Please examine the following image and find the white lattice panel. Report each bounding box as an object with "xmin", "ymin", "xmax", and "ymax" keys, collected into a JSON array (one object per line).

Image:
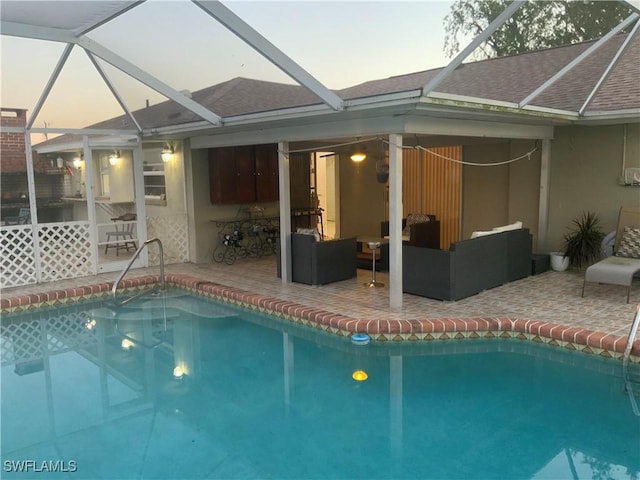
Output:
[
  {"xmin": 0, "ymin": 225, "xmax": 37, "ymax": 288},
  {"xmin": 1, "ymin": 319, "xmax": 42, "ymax": 365},
  {"xmin": 146, "ymin": 214, "xmax": 189, "ymax": 265},
  {"xmin": 1, "ymin": 312, "xmax": 96, "ymax": 365},
  {"xmin": 38, "ymin": 222, "xmax": 94, "ymax": 282},
  {"xmin": 47, "ymin": 311, "xmax": 96, "ymax": 352}
]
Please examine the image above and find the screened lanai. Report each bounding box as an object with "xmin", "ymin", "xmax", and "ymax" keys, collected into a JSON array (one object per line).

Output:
[{"xmin": 1, "ymin": 1, "xmax": 639, "ymax": 309}]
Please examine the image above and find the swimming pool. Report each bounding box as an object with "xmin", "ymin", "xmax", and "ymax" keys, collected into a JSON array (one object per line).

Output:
[{"xmin": 2, "ymin": 289, "xmax": 639, "ymax": 479}]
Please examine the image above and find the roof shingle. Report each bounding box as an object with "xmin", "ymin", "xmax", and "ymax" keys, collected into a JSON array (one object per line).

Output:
[{"xmin": 41, "ymin": 33, "xmax": 640, "ymax": 143}]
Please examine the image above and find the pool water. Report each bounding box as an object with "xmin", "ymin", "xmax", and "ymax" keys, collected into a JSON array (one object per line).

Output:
[{"xmin": 1, "ymin": 290, "xmax": 639, "ymax": 479}]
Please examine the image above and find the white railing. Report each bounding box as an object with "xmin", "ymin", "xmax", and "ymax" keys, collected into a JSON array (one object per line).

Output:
[{"xmin": 111, "ymin": 238, "xmax": 165, "ymax": 306}]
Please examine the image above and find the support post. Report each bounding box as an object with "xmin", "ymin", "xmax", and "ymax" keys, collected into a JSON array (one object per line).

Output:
[
  {"xmin": 389, "ymin": 134, "xmax": 403, "ymax": 310},
  {"xmin": 278, "ymin": 141, "xmax": 292, "ymax": 283},
  {"xmin": 537, "ymin": 139, "xmax": 551, "ymax": 252}
]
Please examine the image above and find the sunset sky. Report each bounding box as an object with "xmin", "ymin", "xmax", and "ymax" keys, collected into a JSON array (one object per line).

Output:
[{"xmin": 1, "ymin": 1, "xmax": 460, "ymax": 132}]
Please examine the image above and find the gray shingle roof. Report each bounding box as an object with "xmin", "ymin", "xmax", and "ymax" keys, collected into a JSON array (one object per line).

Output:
[
  {"xmin": 49, "ymin": 33, "xmax": 640, "ymax": 139},
  {"xmin": 338, "ymin": 33, "xmax": 638, "ymax": 113}
]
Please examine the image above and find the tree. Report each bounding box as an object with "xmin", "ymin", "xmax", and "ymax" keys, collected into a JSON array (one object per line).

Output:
[{"xmin": 444, "ymin": 0, "xmax": 633, "ymax": 59}]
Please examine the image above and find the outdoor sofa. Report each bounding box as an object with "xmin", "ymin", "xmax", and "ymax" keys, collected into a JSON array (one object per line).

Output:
[{"xmin": 403, "ymin": 225, "xmax": 532, "ymax": 301}]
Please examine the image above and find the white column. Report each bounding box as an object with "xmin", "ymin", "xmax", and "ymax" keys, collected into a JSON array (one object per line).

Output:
[
  {"xmin": 131, "ymin": 140, "xmax": 148, "ymax": 264},
  {"xmin": 24, "ymin": 133, "xmax": 41, "ymax": 282},
  {"xmin": 537, "ymin": 139, "xmax": 551, "ymax": 252},
  {"xmin": 83, "ymin": 136, "xmax": 99, "ymax": 275},
  {"xmin": 183, "ymin": 138, "xmax": 197, "ymax": 263},
  {"xmin": 278, "ymin": 141, "xmax": 292, "ymax": 283},
  {"xmin": 388, "ymin": 134, "xmax": 403, "ymax": 309}
]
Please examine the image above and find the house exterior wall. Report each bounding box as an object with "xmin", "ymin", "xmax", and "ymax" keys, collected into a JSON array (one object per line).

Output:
[
  {"xmin": 190, "ymin": 147, "xmax": 280, "ymax": 264},
  {"xmin": 0, "ymin": 108, "xmax": 27, "ymax": 172},
  {"xmin": 461, "ymin": 143, "xmax": 510, "ymax": 239},
  {"xmin": 143, "ymin": 143, "xmax": 190, "ymax": 265},
  {"xmin": 461, "ymin": 140, "xmax": 542, "ymax": 250},
  {"xmin": 108, "ymin": 151, "xmax": 135, "ymax": 203},
  {"xmin": 546, "ymin": 123, "xmax": 640, "ymax": 252},
  {"xmin": 192, "ymin": 148, "xmax": 217, "ymax": 264},
  {"xmin": 338, "ymin": 153, "xmax": 386, "ymax": 239},
  {"xmin": 508, "ymin": 140, "xmax": 542, "ymax": 250},
  {"xmin": 144, "ymin": 145, "xmax": 186, "ymax": 217}
]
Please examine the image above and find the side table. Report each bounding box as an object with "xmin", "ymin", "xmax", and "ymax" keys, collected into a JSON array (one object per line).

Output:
[{"xmin": 364, "ymin": 241, "xmax": 384, "ymax": 287}]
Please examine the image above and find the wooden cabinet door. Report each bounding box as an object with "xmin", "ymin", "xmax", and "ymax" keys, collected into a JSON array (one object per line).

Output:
[
  {"xmin": 234, "ymin": 145, "xmax": 256, "ymax": 203},
  {"xmin": 209, "ymin": 147, "xmax": 237, "ymax": 204},
  {"xmin": 289, "ymin": 152, "xmax": 311, "ymax": 209},
  {"xmin": 254, "ymin": 144, "xmax": 279, "ymax": 202}
]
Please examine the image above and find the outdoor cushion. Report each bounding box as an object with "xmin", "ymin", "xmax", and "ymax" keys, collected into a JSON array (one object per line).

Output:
[
  {"xmin": 471, "ymin": 221, "xmax": 523, "ymax": 238},
  {"xmin": 616, "ymin": 227, "xmax": 640, "ymax": 259},
  {"xmin": 296, "ymin": 227, "xmax": 321, "ymax": 241},
  {"xmin": 402, "ymin": 213, "xmax": 431, "ymax": 236},
  {"xmin": 492, "ymin": 221, "xmax": 523, "ymax": 233},
  {"xmin": 470, "ymin": 230, "xmax": 498, "ymax": 239}
]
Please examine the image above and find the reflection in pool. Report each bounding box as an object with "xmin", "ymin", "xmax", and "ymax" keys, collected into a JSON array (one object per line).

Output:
[{"xmin": 1, "ymin": 290, "xmax": 639, "ymax": 479}]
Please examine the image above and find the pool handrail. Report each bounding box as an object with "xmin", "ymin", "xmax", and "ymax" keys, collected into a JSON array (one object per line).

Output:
[
  {"xmin": 623, "ymin": 304, "xmax": 640, "ymax": 370},
  {"xmin": 112, "ymin": 237, "xmax": 165, "ymax": 305},
  {"xmin": 623, "ymin": 304, "xmax": 640, "ymax": 416}
]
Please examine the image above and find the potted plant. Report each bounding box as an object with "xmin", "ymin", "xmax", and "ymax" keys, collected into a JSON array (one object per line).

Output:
[
  {"xmin": 549, "ymin": 251, "xmax": 569, "ymax": 272},
  {"xmin": 562, "ymin": 211, "xmax": 605, "ymax": 269}
]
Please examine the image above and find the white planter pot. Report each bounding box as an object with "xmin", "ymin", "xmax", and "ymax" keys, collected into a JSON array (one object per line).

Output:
[{"xmin": 550, "ymin": 252, "xmax": 569, "ymax": 272}]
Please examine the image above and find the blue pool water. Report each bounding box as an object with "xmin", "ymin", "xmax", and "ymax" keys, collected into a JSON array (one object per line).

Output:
[{"xmin": 1, "ymin": 289, "xmax": 639, "ymax": 479}]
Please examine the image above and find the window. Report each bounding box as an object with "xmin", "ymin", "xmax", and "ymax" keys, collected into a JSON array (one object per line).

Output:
[
  {"xmin": 99, "ymin": 156, "xmax": 110, "ymax": 197},
  {"xmin": 143, "ymin": 150, "xmax": 166, "ymax": 202}
]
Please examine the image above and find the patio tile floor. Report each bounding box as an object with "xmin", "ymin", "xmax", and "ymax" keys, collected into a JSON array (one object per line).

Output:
[{"xmin": 2, "ymin": 255, "xmax": 638, "ymax": 341}]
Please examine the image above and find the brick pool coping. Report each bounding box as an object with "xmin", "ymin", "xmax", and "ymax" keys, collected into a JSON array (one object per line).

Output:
[{"xmin": 2, "ymin": 273, "xmax": 638, "ymax": 362}]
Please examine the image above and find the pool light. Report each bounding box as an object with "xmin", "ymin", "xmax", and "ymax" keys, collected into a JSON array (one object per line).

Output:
[
  {"xmin": 173, "ymin": 366, "xmax": 185, "ymax": 380},
  {"xmin": 85, "ymin": 319, "xmax": 97, "ymax": 330},
  {"xmin": 352, "ymin": 370, "xmax": 368, "ymax": 382},
  {"xmin": 121, "ymin": 338, "xmax": 134, "ymax": 350},
  {"xmin": 351, "ymin": 333, "xmax": 371, "ymax": 345}
]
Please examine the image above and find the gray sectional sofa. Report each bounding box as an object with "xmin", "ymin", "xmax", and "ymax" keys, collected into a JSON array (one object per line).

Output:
[{"xmin": 403, "ymin": 228, "xmax": 533, "ymax": 301}]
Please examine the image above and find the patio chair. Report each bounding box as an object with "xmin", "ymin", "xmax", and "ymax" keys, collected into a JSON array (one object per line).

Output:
[
  {"xmin": 276, "ymin": 233, "xmax": 357, "ymax": 285},
  {"xmin": 105, "ymin": 213, "xmax": 137, "ymax": 256},
  {"xmin": 582, "ymin": 205, "xmax": 640, "ymax": 303}
]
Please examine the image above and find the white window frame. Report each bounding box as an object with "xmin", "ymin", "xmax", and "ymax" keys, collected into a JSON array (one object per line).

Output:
[{"xmin": 143, "ymin": 149, "xmax": 167, "ymax": 205}]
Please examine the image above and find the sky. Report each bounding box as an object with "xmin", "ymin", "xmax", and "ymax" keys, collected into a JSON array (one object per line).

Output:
[{"xmin": 0, "ymin": 0, "xmax": 460, "ymax": 132}]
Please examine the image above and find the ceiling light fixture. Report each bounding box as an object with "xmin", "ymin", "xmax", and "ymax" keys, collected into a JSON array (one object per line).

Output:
[
  {"xmin": 350, "ymin": 151, "xmax": 366, "ymax": 162},
  {"xmin": 350, "ymin": 143, "xmax": 367, "ymax": 162}
]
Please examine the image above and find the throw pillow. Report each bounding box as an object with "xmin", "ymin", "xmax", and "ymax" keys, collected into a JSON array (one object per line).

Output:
[
  {"xmin": 615, "ymin": 227, "xmax": 640, "ymax": 259},
  {"xmin": 403, "ymin": 213, "xmax": 431, "ymax": 236}
]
